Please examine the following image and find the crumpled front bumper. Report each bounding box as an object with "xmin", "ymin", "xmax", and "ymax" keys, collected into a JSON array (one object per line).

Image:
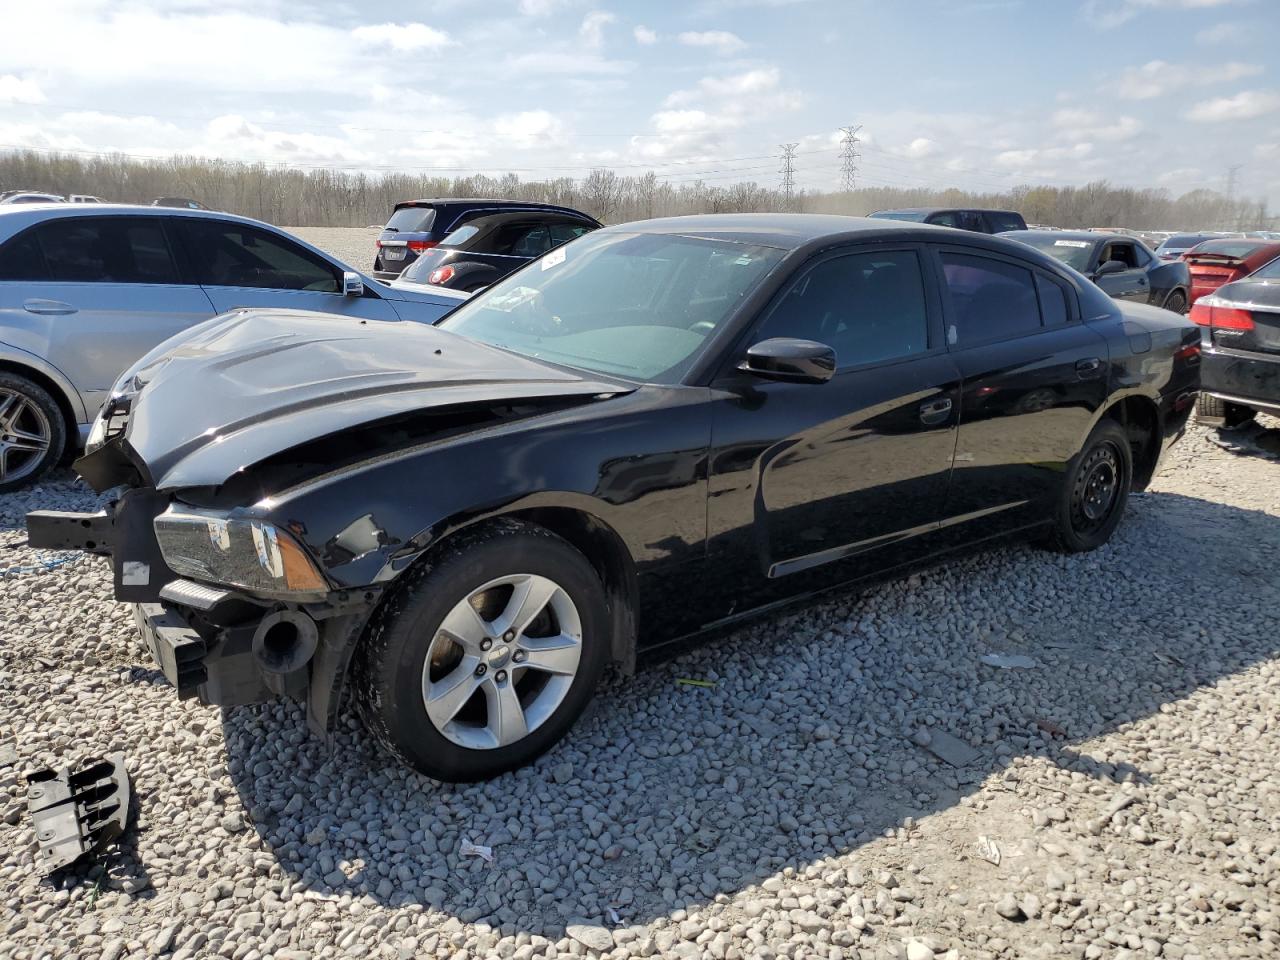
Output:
[{"xmin": 26, "ymin": 493, "xmax": 377, "ymax": 735}]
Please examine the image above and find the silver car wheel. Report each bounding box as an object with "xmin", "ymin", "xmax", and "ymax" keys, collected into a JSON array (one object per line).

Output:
[
  {"xmin": 421, "ymin": 573, "xmax": 583, "ymax": 750},
  {"xmin": 0, "ymin": 388, "xmax": 53, "ymax": 484}
]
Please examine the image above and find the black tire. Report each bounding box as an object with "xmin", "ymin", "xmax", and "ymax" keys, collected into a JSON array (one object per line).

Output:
[
  {"xmin": 1163, "ymin": 289, "xmax": 1188, "ymax": 315},
  {"xmin": 353, "ymin": 518, "xmax": 609, "ymax": 781},
  {"xmin": 1042, "ymin": 419, "xmax": 1133, "ymax": 553},
  {"xmin": 0, "ymin": 372, "xmax": 66, "ymax": 493},
  {"xmin": 1196, "ymin": 393, "xmax": 1255, "ymax": 428}
]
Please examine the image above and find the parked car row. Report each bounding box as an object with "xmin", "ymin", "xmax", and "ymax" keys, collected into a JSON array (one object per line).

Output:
[
  {"xmin": 0, "ymin": 191, "xmax": 208, "ymax": 208},
  {"xmin": 26, "ymin": 212, "xmax": 1202, "ymax": 781},
  {"xmin": 0, "ymin": 203, "xmax": 465, "ymax": 490}
]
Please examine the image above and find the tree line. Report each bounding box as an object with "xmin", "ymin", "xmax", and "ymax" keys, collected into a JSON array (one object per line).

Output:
[{"xmin": 0, "ymin": 149, "xmax": 1270, "ymax": 232}]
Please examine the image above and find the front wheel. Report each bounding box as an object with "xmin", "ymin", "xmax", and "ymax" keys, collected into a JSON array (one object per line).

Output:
[
  {"xmin": 354, "ymin": 519, "xmax": 609, "ymax": 781},
  {"xmin": 1041, "ymin": 419, "xmax": 1132, "ymax": 553}
]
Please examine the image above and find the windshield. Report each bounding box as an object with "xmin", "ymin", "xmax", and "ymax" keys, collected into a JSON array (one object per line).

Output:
[
  {"xmin": 437, "ymin": 231, "xmax": 785, "ymax": 383},
  {"xmin": 1188, "ymin": 240, "xmax": 1267, "ymax": 259},
  {"xmin": 1159, "ymin": 234, "xmax": 1212, "ymax": 250},
  {"xmin": 868, "ymin": 210, "xmax": 928, "ymax": 222},
  {"xmin": 1007, "ymin": 234, "xmax": 1095, "ymax": 271},
  {"xmin": 385, "ymin": 207, "xmax": 436, "ymax": 232},
  {"xmin": 1251, "ymin": 257, "xmax": 1280, "ymax": 280}
]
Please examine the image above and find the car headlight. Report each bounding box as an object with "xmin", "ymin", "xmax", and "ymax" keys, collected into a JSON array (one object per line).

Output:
[{"xmin": 154, "ymin": 507, "xmax": 328, "ymax": 598}]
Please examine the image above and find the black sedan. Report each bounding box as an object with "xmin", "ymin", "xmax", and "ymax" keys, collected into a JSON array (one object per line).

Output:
[
  {"xmin": 29, "ymin": 215, "xmax": 1201, "ymax": 782},
  {"xmin": 389, "ymin": 209, "xmax": 598, "ymax": 293},
  {"xmin": 1002, "ymin": 230, "xmax": 1191, "ymax": 314},
  {"xmin": 1192, "ymin": 255, "xmax": 1280, "ymax": 426}
]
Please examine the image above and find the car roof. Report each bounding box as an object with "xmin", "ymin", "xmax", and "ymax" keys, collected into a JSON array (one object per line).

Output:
[
  {"xmin": 871, "ymin": 207, "xmax": 1022, "ymax": 216},
  {"xmin": 0, "ymin": 202, "xmax": 306, "ymax": 239},
  {"xmin": 393, "ymin": 197, "xmax": 595, "ymax": 215},
  {"xmin": 596, "ymin": 212, "xmax": 1050, "ymax": 256}
]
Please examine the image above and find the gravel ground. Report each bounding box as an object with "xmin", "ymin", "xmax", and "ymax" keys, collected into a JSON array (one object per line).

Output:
[
  {"xmin": 1, "ymin": 230, "xmax": 1278, "ymax": 960},
  {"xmin": 290, "ymin": 226, "xmax": 382, "ymax": 276}
]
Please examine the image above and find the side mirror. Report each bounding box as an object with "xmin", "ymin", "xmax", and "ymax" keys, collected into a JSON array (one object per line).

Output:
[
  {"xmin": 343, "ymin": 271, "xmax": 365, "ymax": 297},
  {"xmin": 739, "ymin": 338, "xmax": 836, "ymax": 384},
  {"xmin": 1094, "ymin": 260, "xmax": 1126, "ymax": 278}
]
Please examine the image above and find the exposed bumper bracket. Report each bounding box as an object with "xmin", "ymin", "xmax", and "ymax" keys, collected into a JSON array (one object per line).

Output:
[
  {"xmin": 25, "ymin": 510, "xmax": 114, "ymax": 555},
  {"xmin": 27, "ymin": 754, "xmax": 132, "ymax": 873},
  {"xmin": 134, "ymin": 603, "xmax": 208, "ymax": 698}
]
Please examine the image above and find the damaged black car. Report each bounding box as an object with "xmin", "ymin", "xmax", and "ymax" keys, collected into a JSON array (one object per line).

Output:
[{"xmin": 28, "ymin": 214, "xmax": 1202, "ymax": 782}]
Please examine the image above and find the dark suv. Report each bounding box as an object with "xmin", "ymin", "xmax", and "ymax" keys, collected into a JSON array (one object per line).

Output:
[
  {"xmin": 390, "ymin": 210, "xmax": 599, "ymax": 292},
  {"xmin": 373, "ymin": 199, "xmax": 600, "ymax": 280},
  {"xmin": 868, "ymin": 207, "xmax": 1027, "ymax": 233}
]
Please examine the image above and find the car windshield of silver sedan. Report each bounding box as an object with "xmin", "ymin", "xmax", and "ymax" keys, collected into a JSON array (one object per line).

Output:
[{"xmin": 436, "ymin": 231, "xmax": 785, "ymax": 383}]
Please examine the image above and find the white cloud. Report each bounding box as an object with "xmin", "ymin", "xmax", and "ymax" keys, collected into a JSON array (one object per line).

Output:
[
  {"xmin": 1196, "ymin": 21, "xmax": 1250, "ymax": 44},
  {"xmin": 665, "ymin": 67, "xmax": 793, "ymax": 106},
  {"xmin": 494, "ymin": 110, "xmax": 565, "ymax": 148},
  {"xmin": 0, "ymin": 75, "xmax": 45, "ymax": 104},
  {"xmin": 1051, "ymin": 108, "xmax": 1142, "ymax": 141},
  {"xmin": 518, "ymin": 0, "xmax": 571, "ymax": 14},
  {"xmin": 503, "ymin": 50, "xmax": 632, "ymax": 75},
  {"xmin": 1187, "ymin": 89, "xmax": 1280, "ymax": 121},
  {"xmin": 902, "ymin": 137, "xmax": 939, "ymax": 159},
  {"xmin": 1255, "ymin": 143, "xmax": 1280, "ymax": 160},
  {"xmin": 677, "ymin": 30, "xmax": 747, "ymax": 55},
  {"xmin": 579, "ymin": 11, "xmax": 616, "ymax": 49},
  {"xmin": 633, "ymin": 25, "xmax": 658, "ymax": 45},
  {"xmin": 351, "ymin": 22, "xmax": 454, "ymax": 52},
  {"xmin": 1114, "ymin": 59, "xmax": 1262, "ymax": 100},
  {"xmin": 1084, "ymin": 0, "xmax": 1242, "ymax": 30}
]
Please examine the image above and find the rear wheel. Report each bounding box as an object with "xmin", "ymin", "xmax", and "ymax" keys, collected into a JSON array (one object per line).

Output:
[
  {"xmin": 1162, "ymin": 289, "xmax": 1187, "ymax": 315},
  {"xmin": 1196, "ymin": 393, "xmax": 1255, "ymax": 428},
  {"xmin": 0, "ymin": 373, "xmax": 65, "ymax": 493},
  {"xmin": 1042, "ymin": 419, "xmax": 1132, "ymax": 553},
  {"xmin": 354, "ymin": 519, "xmax": 609, "ymax": 781}
]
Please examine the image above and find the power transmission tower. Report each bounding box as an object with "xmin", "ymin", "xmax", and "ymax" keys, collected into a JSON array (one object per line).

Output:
[
  {"xmin": 779, "ymin": 143, "xmax": 798, "ymax": 210},
  {"xmin": 839, "ymin": 124, "xmax": 862, "ymax": 192},
  {"xmin": 1225, "ymin": 164, "xmax": 1242, "ymax": 201}
]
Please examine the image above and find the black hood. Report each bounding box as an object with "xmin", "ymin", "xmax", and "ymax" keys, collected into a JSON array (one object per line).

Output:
[{"xmin": 107, "ymin": 309, "xmax": 630, "ymax": 490}]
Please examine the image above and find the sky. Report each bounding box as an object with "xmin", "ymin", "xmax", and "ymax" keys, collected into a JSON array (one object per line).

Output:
[{"xmin": 1, "ymin": 0, "xmax": 1278, "ymax": 205}]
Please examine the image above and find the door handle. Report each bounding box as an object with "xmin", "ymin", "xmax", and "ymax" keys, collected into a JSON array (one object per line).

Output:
[
  {"xmin": 919, "ymin": 397, "xmax": 952, "ymax": 424},
  {"xmin": 1076, "ymin": 357, "xmax": 1102, "ymax": 377},
  {"xmin": 23, "ymin": 299, "xmax": 77, "ymax": 315}
]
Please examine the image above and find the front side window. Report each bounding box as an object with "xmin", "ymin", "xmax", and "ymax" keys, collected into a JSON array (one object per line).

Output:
[
  {"xmin": 178, "ymin": 221, "xmax": 338, "ymax": 292},
  {"xmin": 437, "ymin": 231, "xmax": 784, "ymax": 384},
  {"xmin": 985, "ymin": 212, "xmax": 1026, "ymax": 233},
  {"xmin": 941, "ymin": 252, "xmax": 1042, "ymax": 345},
  {"xmin": 754, "ymin": 250, "xmax": 930, "ymax": 369},
  {"xmin": 7, "ymin": 217, "xmax": 181, "ymax": 284},
  {"xmin": 1101, "ymin": 242, "xmax": 1140, "ymax": 269},
  {"xmin": 929, "ymin": 212, "xmax": 960, "ymax": 228}
]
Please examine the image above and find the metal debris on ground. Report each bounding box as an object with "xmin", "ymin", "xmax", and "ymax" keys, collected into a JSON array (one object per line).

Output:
[
  {"xmin": 675, "ymin": 678, "xmax": 717, "ymax": 689},
  {"xmin": 459, "ymin": 838, "xmax": 493, "ymax": 862},
  {"xmin": 975, "ymin": 835, "xmax": 1002, "ymax": 866},
  {"xmin": 917, "ymin": 730, "xmax": 982, "ymax": 768},
  {"xmin": 27, "ymin": 754, "xmax": 132, "ymax": 873},
  {"xmin": 980, "ymin": 653, "xmax": 1039, "ymax": 669}
]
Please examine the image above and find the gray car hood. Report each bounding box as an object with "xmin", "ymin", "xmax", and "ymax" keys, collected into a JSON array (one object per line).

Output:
[{"xmin": 113, "ymin": 308, "xmax": 630, "ymax": 490}]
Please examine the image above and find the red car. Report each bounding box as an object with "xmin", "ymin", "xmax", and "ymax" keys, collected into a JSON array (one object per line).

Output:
[{"xmin": 1183, "ymin": 238, "xmax": 1280, "ymax": 305}]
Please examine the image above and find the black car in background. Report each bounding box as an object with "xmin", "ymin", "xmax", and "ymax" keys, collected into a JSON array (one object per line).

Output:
[
  {"xmin": 390, "ymin": 210, "xmax": 599, "ymax": 292},
  {"xmin": 1155, "ymin": 233, "xmax": 1217, "ymax": 261},
  {"xmin": 1002, "ymin": 230, "xmax": 1191, "ymax": 314},
  {"xmin": 31, "ymin": 214, "xmax": 1200, "ymax": 782},
  {"xmin": 372, "ymin": 198, "xmax": 600, "ymax": 280},
  {"xmin": 868, "ymin": 207, "xmax": 1027, "ymax": 233},
  {"xmin": 1192, "ymin": 255, "xmax": 1280, "ymax": 426}
]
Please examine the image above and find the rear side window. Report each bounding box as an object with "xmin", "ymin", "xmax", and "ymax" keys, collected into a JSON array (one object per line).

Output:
[
  {"xmin": 385, "ymin": 207, "xmax": 436, "ymax": 232},
  {"xmin": 2, "ymin": 218, "xmax": 180, "ymax": 284},
  {"xmin": 440, "ymin": 224, "xmax": 480, "ymax": 248},
  {"xmin": 177, "ymin": 220, "xmax": 338, "ymax": 292},
  {"xmin": 755, "ymin": 250, "xmax": 930, "ymax": 368},
  {"xmin": 928, "ymin": 212, "xmax": 960, "ymax": 228},
  {"xmin": 985, "ymin": 212, "xmax": 1026, "ymax": 233},
  {"xmin": 941, "ymin": 252, "xmax": 1042, "ymax": 345},
  {"xmin": 1036, "ymin": 275, "xmax": 1069, "ymax": 327},
  {"xmin": 0, "ymin": 231, "xmax": 49, "ymax": 280}
]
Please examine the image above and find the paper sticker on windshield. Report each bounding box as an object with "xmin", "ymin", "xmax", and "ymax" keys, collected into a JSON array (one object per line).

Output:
[
  {"xmin": 542, "ymin": 248, "xmax": 567, "ymax": 271},
  {"xmin": 488, "ymin": 286, "xmax": 540, "ymax": 312},
  {"xmin": 734, "ymin": 255, "xmax": 754, "ymax": 265},
  {"xmin": 1055, "ymin": 240, "xmax": 1090, "ymax": 248}
]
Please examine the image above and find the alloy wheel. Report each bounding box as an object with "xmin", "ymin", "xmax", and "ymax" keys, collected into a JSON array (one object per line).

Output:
[
  {"xmin": 421, "ymin": 573, "xmax": 583, "ymax": 750},
  {"xmin": 0, "ymin": 388, "xmax": 53, "ymax": 484}
]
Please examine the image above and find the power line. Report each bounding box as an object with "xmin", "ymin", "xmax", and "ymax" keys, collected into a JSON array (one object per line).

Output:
[
  {"xmin": 839, "ymin": 124, "xmax": 861, "ymax": 192},
  {"xmin": 779, "ymin": 143, "xmax": 798, "ymax": 210}
]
